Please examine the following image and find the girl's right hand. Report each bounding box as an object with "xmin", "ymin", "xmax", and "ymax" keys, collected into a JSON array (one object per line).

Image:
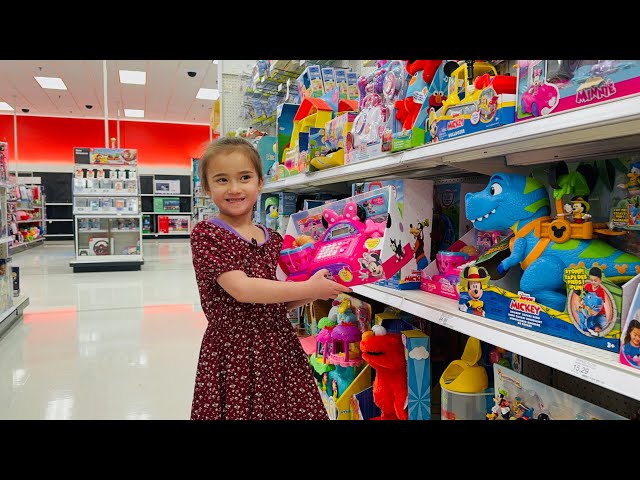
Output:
[{"xmin": 308, "ymin": 269, "xmax": 352, "ymax": 300}]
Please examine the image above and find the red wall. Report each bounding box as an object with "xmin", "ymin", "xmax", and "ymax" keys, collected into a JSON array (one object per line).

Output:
[{"xmin": 0, "ymin": 115, "xmax": 214, "ymax": 168}]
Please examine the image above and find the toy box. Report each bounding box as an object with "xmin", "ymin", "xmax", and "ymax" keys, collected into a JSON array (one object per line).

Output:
[
  {"xmin": 276, "ymin": 186, "xmax": 414, "ymax": 288},
  {"xmin": 428, "ymin": 60, "xmax": 516, "ymax": 143},
  {"xmin": 255, "ymin": 135, "xmax": 277, "ymax": 180},
  {"xmin": 352, "ymin": 179, "xmax": 434, "ymax": 289},
  {"xmin": 391, "ymin": 61, "xmax": 448, "ymax": 152},
  {"xmin": 346, "ymin": 72, "xmax": 360, "ymax": 102},
  {"xmin": 256, "ymin": 192, "xmax": 297, "ymax": 229},
  {"xmin": 297, "ymin": 64, "xmax": 324, "ymax": 99},
  {"xmin": 431, "ymin": 181, "xmax": 485, "ymax": 258},
  {"xmin": 457, "ymin": 172, "xmax": 640, "ymax": 353},
  {"xmin": 491, "ymin": 364, "xmax": 625, "ymax": 420},
  {"xmin": 620, "ymin": 283, "xmax": 640, "ymax": 369},
  {"xmin": 402, "ymin": 329, "xmax": 431, "ymax": 420},
  {"xmin": 516, "ymin": 60, "xmax": 640, "ymax": 122},
  {"xmin": 334, "ymin": 68, "xmax": 349, "ymax": 100}
]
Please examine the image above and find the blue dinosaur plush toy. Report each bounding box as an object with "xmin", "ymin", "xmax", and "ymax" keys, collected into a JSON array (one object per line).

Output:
[
  {"xmin": 465, "ymin": 173, "xmax": 640, "ymax": 312},
  {"xmin": 577, "ymin": 291, "xmax": 605, "ymax": 334}
]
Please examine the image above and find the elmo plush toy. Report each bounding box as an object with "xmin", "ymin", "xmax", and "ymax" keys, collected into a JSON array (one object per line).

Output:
[
  {"xmin": 395, "ymin": 60, "xmax": 442, "ymax": 131},
  {"xmin": 360, "ymin": 325, "xmax": 408, "ymax": 420}
]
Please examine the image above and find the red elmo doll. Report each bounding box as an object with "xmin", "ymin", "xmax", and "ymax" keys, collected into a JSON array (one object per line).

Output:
[{"xmin": 360, "ymin": 325, "xmax": 408, "ymax": 420}]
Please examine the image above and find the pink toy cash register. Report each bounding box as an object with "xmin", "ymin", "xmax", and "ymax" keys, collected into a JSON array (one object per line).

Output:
[{"xmin": 279, "ymin": 201, "xmax": 387, "ymax": 286}]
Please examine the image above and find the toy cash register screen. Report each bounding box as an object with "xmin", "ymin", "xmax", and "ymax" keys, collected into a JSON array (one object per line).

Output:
[{"xmin": 330, "ymin": 225, "xmax": 351, "ymax": 238}]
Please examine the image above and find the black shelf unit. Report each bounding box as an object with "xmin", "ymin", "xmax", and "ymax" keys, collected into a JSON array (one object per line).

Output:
[
  {"xmin": 35, "ymin": 172, "xmax": 74, "ymax": 241},
  {"xmin": 139, "ymin": 174, "xmax": 192, "ymax": 237}
]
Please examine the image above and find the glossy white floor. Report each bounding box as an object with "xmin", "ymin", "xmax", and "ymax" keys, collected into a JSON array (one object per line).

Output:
[{"xmin": 0, "ymin": 239, "xmax": 207, "ymax": 420}]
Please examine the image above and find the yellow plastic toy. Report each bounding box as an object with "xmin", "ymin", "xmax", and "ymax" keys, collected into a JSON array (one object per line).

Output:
[{"xmin": 439, "ymin": 336, "xmax": 488, "ymax": 393}]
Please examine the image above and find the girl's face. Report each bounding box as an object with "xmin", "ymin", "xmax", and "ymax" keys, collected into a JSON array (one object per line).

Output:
[
  {"xmin": 630, "ymin": 327, "xmax": 640, "ymax": 347},
  {"xmin": 205, "ymin": 150, "xmax": 263, "ymax": 222}
]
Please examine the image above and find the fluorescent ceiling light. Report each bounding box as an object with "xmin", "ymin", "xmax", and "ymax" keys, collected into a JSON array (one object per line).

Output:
[
  {"xmin": 212, "ymin": 60, "xmax": 219, "ymax": 64},
  {"xmin": 196, "ymin": 88, "xmax": 219, "ymax": 100},
  {"xmin": 119, "ymin": 70, "xmax": 147, "ymax": 85},
  {"xmin": 34, "ymin": 76, "xmax": 67, "ymax": 90},
  {"xmin": 0, "ymin": 102, "xmax": 14, "ymax": 111},
  {"xmin": 124, "ymin": 109, "xmax": 144, "ymax": 118}
]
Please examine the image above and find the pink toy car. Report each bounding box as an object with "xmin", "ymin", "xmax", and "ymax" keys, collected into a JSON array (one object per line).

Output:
[{"xmin": 521, "ymin": 83, "xmax": 558, "ymax": 117}]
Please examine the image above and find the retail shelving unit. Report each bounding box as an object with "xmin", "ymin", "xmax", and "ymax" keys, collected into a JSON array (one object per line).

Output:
[
  {"xmin": 262, "ymin": 93, "xmax": 640, "ymax": 403},
  {"xmin": 7, "ymin": 178, "xmax": 46, "ymax": 254},
  {"xmin": 139, "ymin": 173, "xmax": 193, "ymax": 238},
  {"xmin": 69, "ymin": 147, "xmax": 143, "ymax": 272},
  {"xmin": 191, "ymin": 157, "xmax": 217, "ymax": 222}
]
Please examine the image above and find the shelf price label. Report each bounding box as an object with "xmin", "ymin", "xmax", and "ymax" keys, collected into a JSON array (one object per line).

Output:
[
  {"xmin": 570, "ymin": 357, "xmax": 606, "ymax": 387},
  {"xmin": 438, "ymin": 312, "xmax": 452, "ymax": 327}
]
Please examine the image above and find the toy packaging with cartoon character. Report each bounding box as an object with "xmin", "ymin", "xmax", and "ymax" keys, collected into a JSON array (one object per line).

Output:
[{"xmin": 276, "ymin": 186, "xmax": 414, "ymax": 288}]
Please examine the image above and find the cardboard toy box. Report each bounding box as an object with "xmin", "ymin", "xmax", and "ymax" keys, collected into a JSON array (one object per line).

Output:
[
  {"xmin": 402, "ymin": 329, "xmax": 431, "ymax": 420},
  {"xmin": 456, "ymin": 232, "xmax": 640, "ymax": 353},
  {"xmin": 516, "ymin": 60, "xmax": 640, "ymax": 122},
  {"xmin": 352, "ymin": 179, "xmax": 434, "ymax": 289},
  {"xmin": 276, "ymin": 186, "xmax": 414, "ymax": 288},
  {"xmin": 432, "ymin": 182, "xmax": 484, "ymax": 258}
]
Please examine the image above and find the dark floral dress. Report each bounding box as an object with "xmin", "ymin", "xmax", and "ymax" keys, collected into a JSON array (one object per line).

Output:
[{"xmin": 190, "ymin": 218, "xmax": 328, "ymax": 420}]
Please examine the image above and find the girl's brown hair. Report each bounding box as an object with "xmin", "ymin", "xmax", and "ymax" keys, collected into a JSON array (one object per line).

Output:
[{"xmin": 198, "ymin": 137, "xmax": 263, "ymax": 194}]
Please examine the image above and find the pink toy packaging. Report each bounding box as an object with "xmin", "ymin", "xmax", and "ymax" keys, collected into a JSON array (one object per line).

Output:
[
  {"xmin": 516, "ymin": 60, "xmax": 640, "ymax": 122},
  {"xmin": 276, "ymin": 186, "xmax": 414, "ymax": 288},
  {"xmin": 620, "ymin": 284, "xmax": 640, "ymax": 369}
]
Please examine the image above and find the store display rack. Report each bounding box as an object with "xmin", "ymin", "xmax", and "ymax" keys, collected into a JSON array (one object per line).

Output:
[
  {"xmin": 262, "ymin": 94, "xmax": 640, "ymax": 401},
  {"xmin": 69, "ymin": 148, "xmax": 144, "ymax": 272},
  {"xmin": 139, "ymin": 173, "xmax": 193, "ymax": 238},
  {"xmin": 7, "ymin": 178, "xmax": 46, "ymax": 253}
]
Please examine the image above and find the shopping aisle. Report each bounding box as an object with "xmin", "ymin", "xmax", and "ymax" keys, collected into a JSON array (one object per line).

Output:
[{"xmin": 0, "ymin": 239, "xmax": 207, "ymax": 419}]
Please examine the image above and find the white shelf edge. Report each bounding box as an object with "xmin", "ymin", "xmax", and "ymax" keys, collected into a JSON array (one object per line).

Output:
[
  {"xmin": 46, "ymin": 203, "xmax": 73, "ymax": 206},
  {"xmin": 0, "ymin": 236, "xmax": 13, "ymax": 245},
  {"xmin": 70, "ymin": 254, "xmax": 143, "ymax": 264},
  {"xmin": 77, "ymin": 230, "xmax": 140, "ymax": 234},
  {"xmin": 0, "ymin": 295, "xmax": 29, "ymax": 326},
  {"xmin": 352, "ymin": 284, "xmax": 640, "ymax": 401},
  {"xmin": 73, "ymin": 192, "xmax": 139, "ymax": 197}
]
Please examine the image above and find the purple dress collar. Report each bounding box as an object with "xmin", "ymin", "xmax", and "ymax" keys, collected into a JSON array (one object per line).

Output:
[{"xmin": 208, "ymin": 217, "xmax": 270, "ymax": 246}]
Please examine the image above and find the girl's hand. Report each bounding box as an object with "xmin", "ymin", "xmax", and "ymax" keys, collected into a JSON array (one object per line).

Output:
[{"xmin": 308, "ymin": 269, "xmax": 352, "ymax": 300}]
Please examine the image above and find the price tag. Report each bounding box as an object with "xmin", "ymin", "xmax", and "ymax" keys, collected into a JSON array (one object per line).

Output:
[
  {"xmin": 570, "ymin": 358, "xmax": 605, "ymax": 386},
  {"xmin": 438, "ymin": 312, "xmax": 452, "ymax": 327}
]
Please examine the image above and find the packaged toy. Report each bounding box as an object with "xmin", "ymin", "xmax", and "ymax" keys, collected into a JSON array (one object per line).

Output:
[
  {"xmin": 516, "ymin": 60, "xmax": 640, "ymax": 122},
  {"xmin": 459, "ymin": 171, "xmax": 640, "ymax": 352},
  {"xmin": 277, "ymin": 187, "xmax": 413, "ymax": 288}
]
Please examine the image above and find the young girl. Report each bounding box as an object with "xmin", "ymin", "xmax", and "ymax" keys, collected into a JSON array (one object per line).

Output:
[
  {"xmin": 623, "ymin": 318, "xmax": 640, "ymax": 367},
  {"xmin": 190, "ymin": 137, "xmax": 352, "ymax": 420}
]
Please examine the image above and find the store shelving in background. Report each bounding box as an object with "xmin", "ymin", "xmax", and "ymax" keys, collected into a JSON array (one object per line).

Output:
[
  {"xmin": 139, "ymin": 173, "xmax": 193, "ymax": 238},
  {"xmin": 7, "ymin": 176, "xmax": 46, "ymax": 254}
]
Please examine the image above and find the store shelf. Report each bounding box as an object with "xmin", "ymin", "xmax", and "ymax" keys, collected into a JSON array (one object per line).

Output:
[
  {"xmin": 0, "ymin": 295, "xmax": 30, "ymax": 339},
  {"xmin": 143, "ymin": 231, "xmax": 190, "ymax": 236},
  {"xmin": 141, "ymin": 194, "xmax": 192, "ymax": 197},
  {"xmin": 9, "ymin": 237, "xmax": 45, "ymax": 253},
  {"xmin": 263, "ymin": 95, "xmax": 640, "ymax": 193},
  {"xmin": 47, "ymin": 203, "xmax": 72, "ymax": 206},
  {"xmin": 78, "ymin": 229, "xmax": 140, "ymax": 233},
  {"xmin": 46, "ymin": 219, "xmax": 73, "ymax": 222},
  {"xmin": 352, "ymin": 284, "xmax": 640, "ymax": 401},
  {"xmin": 0, "ymin": 236, "xmax": 13, "ymax": 245},
  {"xmin": 15, "ymin": 219, "xmax": 44, "ymax": 224},
  {"xmin": 73, "ymin": 192, "xmax": 138, "ymax": 197}
]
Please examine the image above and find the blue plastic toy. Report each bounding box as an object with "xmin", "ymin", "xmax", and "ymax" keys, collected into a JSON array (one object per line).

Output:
[{"xmin": 465, "ymin": 173, "xmax": 640, "ymax": 311}]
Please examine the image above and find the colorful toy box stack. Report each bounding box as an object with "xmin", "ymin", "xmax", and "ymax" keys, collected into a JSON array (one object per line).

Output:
[
  {"xmin": 352, "ymin": 179, "xmax": 434, "ymax": 289},
  {"xmin": 516, "ymin": 60, "xmax": 640, "ymax": 122},
  {"xmin": 276, "ymin": 186, "xmax": 413, "ymax": 288}
]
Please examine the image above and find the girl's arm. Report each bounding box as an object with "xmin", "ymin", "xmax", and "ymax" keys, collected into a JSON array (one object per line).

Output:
[{"xmin": 217, "ymin": 269, "xmax": 349, "ymax": 304}]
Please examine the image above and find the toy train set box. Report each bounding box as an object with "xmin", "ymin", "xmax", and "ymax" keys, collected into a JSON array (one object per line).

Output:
[
  {"xmin": 276, "ymin": 186, "xmax": 414, "ymax": 288},
  {"xmin": 516, "ymin": 60, "xmax": 640, "ymax": 122},
  {"xmin": 456, "ymin": 172, "xmax": 640, "ymax": 353}
]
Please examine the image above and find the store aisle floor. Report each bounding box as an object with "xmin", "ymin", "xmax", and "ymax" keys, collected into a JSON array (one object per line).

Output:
[{"xmin": 0, "ymin": 239, "xmax": 206, "ymax": 420}]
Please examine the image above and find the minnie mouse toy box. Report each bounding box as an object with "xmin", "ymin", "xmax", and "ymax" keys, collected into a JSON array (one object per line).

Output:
[{"xmin": 276, "ymin": 186, "xmax": 414, "ymax": 288}]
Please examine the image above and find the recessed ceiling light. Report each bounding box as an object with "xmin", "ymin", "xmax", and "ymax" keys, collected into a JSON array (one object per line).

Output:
[
  {"xmin": 196, "ymin": 88, "xmax": 219, "ymax": 100},
  {"xmin": 124, "ymin": 109, "xmax": 144, "ymax": 118},
  {"xmin": 119, "ymin": 70, "xmax": 147, "ymax": 85},
  {"xmin": 34, "ymin": 76, "xmax": 67, "ymax": 90},
  {"xmin": 212, "ymin": 60, "xmax": 219, "ymax": 64},
  {"xmin": 0, "ymin": 102, "xmax": 14, "ymax": 111}
]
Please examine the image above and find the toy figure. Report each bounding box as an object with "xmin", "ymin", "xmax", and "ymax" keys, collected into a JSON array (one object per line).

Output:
[
  {"xmin": 458, "ymin": 266, "xmax": 488, "ymax": 317},
  {"xmin": 563, "ymin": 196, "xmax": 591, "ymax": 223},
  {"xmin": 488, "ymin": 389, "xmax": 511, "ymax": 420},
  {"xmin": 465, "ymin": 173, "xmax": 640, "ymax": 312},
  {"xmin": 617, "ymin": 162, "xmax": 640, "ymax": 197},
  {"xmin": 394, "ymin": 60, "xmax": 442, "ymax": 131},
  {"xmin": 409, "ymin": 220, "xmax": 430, "ymax": 270},
  {"xmin": 360, "ymin": 325, "xmax": 408, "ymax": 420},
  {"xmin": 264, "ymin": 196, "xmax": 279, "ymax": 230},
  {"xmin": 623, "ymin": 319, "xmax": 640, "ymax": 366}
]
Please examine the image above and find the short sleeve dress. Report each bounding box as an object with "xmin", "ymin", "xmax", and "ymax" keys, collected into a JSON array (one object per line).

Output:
[{"xmin": 190, "ymin": 218, "xmax": 328, "ymax": 420}]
